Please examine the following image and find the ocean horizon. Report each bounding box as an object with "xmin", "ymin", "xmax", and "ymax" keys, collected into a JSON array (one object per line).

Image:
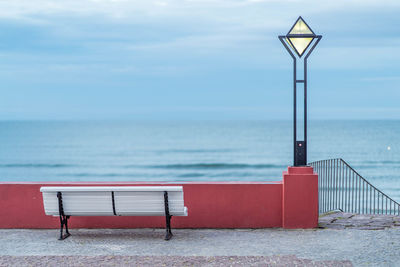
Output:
[{"xmin": 0, "ymin": 119, "xmax": 399, "ymax": 201}]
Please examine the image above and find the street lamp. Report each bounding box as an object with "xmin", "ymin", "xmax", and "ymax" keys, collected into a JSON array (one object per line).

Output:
[{"xmin": 279, "ymin": 16, "xmax": 322, "ymax": 166}]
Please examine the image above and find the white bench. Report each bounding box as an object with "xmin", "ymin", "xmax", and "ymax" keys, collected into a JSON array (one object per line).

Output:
[{"xmin": 40, "ymin": 186, "xmax": 188, "ymax": 240}]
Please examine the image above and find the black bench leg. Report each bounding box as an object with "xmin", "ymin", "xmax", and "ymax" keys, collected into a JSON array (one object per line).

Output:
[
  {"xmin": 58, "ymin": 215, "xmax": 71, "ymax": 240},
  {"xmin": 65, "ymin": 216, "xmax": 70, "ymax": 236},
  {"xmin": 59, "ymin": 218, "xmax": 64, "ymax": 240},
  {"xmin": 57, "ymin": 192, "xmax": 71, "ymax": 240},
  {"xmin": 165, "ymin": 215, "xmax": 173, "ymax": 240},
  {"xmin": 164, "ymin": 191, "xmax": 173, "ymax": 241}
]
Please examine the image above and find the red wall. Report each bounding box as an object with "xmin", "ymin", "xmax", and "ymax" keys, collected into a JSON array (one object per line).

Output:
[
  {"xmin": 0, "ymin": 181, "xmax": 283, "ymax": 229},
  {"xmin": 0, "ymin": 167, "xmax": 318, "ymax": 229}
]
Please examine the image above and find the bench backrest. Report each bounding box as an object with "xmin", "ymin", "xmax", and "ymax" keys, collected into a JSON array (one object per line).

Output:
[{"xmin": 40, "ymin": 186, "xmax": 187, "ymax": 216}]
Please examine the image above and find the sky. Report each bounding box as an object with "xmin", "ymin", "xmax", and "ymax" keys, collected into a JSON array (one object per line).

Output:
[{"xmin": 0, "ymin": 0, "xmax": 399, "ymax": 120}]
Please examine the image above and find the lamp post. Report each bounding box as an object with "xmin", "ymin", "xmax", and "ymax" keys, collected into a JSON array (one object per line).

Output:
[{"xmin": 279, "ymin": 16, "xmax": 322, "ymax": 166}]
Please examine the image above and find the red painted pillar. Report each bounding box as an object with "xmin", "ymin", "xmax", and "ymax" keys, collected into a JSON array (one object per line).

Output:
[{"xmin": 282, "ymin": 166, "xmax": 318, "ymax": 228}]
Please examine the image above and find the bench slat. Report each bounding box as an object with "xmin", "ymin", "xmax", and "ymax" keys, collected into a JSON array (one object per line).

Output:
[{"xmin": 115, "ymin": 191, "xmax": 185, "ymax": 216}]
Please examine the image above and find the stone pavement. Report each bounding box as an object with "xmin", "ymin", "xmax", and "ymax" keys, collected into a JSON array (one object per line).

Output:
[
  {"xmin": 0, "ymin": 255, "xmax": 352, "ymax": 267},
  {"xmin": 0, "ymin": 212, "xmax": 399, "ymax": 267},
  {"xmin": 319, "ymin": 212, "xmax": 400, "ymax": 230}
]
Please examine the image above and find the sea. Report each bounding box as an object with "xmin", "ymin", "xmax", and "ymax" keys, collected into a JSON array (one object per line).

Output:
[{"xmin": 0, "ymin": 120, "xmax": 399, "ymax": 201}]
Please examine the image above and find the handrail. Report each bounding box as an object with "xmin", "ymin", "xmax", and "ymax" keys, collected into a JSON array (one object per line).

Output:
[{"xmin": 309, "ymin": 158, "xmax": 400, "ymax": 215}]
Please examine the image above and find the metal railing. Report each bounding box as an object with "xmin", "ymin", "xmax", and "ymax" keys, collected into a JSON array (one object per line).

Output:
[{"xmin": 309, "ymin": 158, "xmax": 400, "ymax": 215}]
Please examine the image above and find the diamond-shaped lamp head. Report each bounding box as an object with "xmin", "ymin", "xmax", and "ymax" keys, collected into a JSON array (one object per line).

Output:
[{"xmin": 285, "ymin": 17, "xmax": 316, "ymax": 57}]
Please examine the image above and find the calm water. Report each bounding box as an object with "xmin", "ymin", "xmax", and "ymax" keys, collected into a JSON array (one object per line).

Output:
[{"xmin": 0, "ymin": 120, "xmax": 399, "ymax": 201}]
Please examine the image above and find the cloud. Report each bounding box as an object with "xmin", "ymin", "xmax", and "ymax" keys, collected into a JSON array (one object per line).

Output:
[
  {"xmin": 0, "ymin": 0, "xmax": 398, "ymax": 26},
  {"xmin": 0, "ymin": 1, "xmax": 399, "ymax": 87}
]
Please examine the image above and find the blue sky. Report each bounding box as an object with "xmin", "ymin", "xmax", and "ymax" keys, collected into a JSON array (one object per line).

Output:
[{"xmin": 0, "ymin": 0, "xmax": 399, "ymax": 120}]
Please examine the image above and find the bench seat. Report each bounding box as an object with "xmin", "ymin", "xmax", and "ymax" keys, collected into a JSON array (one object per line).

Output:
[{"xmin": 40, "ymin": 186, "xmax": 188, "ymax": 240}]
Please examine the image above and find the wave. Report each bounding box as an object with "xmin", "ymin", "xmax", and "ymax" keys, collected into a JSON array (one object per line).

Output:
[
  {"xmin": 146, "ymin": 163, "xmax": 282, "ymax": 170},
  {"xmin": 60, "ymin": 171, "xmax": 274, "ymax": 179},
  {"xmin": 362, "ymin": 160, "xmax": 400, "ymax": 164},
  {"xmin": 0, "ymin": 163, "xmax": 74, "ymax": 168},
  {"xmin": 157, "ymin": 149, "xmax": 237, "ymax": 153},
  {"xmin": 62, "ymin": 173, "xmax": 122, "ymax": 177},
  {"xmin": 177, "ymin": 173, "xmax": 206, "ymax": 178}
]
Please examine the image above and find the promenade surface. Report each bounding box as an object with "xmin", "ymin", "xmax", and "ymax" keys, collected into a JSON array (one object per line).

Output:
[{"xmin": 0, "ymin": 212, "xmax": 399, "ymax": 266}]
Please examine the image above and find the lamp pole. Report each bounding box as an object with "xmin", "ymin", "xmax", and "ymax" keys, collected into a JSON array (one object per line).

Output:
[{"xmin": 278, "ymin": 16, "xmax": 322, "ymax": 166}]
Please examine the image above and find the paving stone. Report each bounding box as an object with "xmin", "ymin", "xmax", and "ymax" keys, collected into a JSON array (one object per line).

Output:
[
  {"xmin": 356, "ymin": 226, "xmax": 385, "ymax": 230},
  {"xmin": 319, "ymin": 224, "xmax": 345, "ymax": 230},
  {"xmin": 339, "ymin": 213, "xmax": 355, "ymax": 219},
  {"xmin": 351, "ymin": 215, "xmax": 372, "ymax": 220}
]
